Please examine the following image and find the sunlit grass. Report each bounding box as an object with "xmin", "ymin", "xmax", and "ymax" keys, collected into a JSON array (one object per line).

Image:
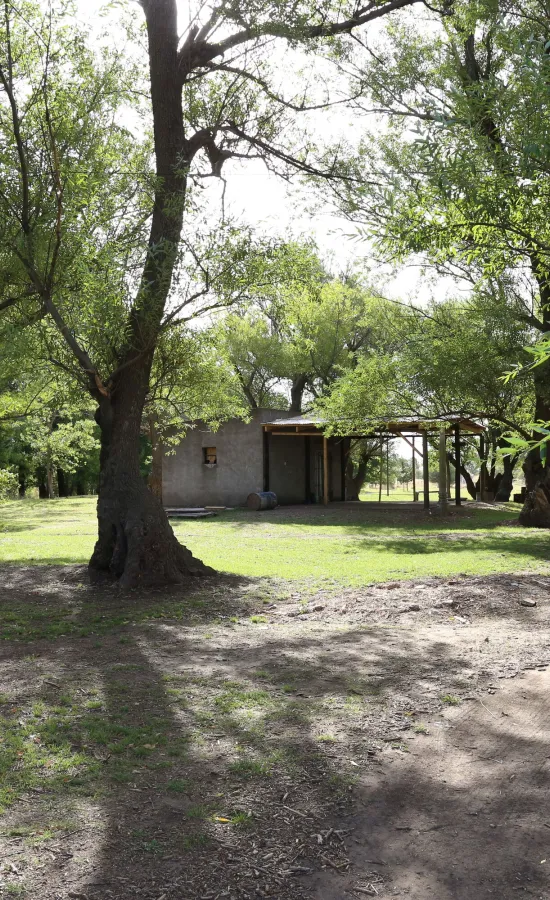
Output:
[{"xmin": 1, "ymin": 495, "xmax": 549, "ymax": 587}]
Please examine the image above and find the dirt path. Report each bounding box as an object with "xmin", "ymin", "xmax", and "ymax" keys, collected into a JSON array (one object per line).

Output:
[
  {"xmin": 310, "ymin": 668, "xmax": 550, "ymax": 899},
  {"xmin": 1, "ymin": 568, "xmax": 549, "ymax": 899}
]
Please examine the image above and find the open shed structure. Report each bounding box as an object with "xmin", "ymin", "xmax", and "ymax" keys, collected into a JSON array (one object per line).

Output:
[
  {"xmin": 262, "ymin": 414, "xmax": 486, "ymax": 507},
  {"xmin": 161, "ymin": 408, "xmax": 486, "ymax": 509}
]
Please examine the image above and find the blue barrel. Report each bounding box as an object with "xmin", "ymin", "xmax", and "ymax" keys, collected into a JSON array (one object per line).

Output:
[{"xmin": 246, "ymin": 491, "xmax": 278, "ymax": 511}]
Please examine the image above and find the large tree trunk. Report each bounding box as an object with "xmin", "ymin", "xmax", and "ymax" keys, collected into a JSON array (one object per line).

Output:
[
  {"xmin": 88, "ymin": 0, "xmax": 213, "ymax": 586},
  {"xmin": 520, "ymin": 262, "xmax": 550, "ymax": 526},
  {"xmin": 90, "ymin": 382, "xmax": 212, "ymax": 588}
]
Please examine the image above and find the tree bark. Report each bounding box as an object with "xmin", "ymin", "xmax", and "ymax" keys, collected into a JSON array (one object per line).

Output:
[
  {"xmin": 57, "ymin": 467, "xmax": 70, "ymax": 498},
  {"xmin": 447, "ymin": 452, "xmax": 477, "ymax": 500},
  {"xmin": 90, "ymin": 383, "xmax": 212, "ymax": 588},
  {"xmin": 36, "ymin": 467, "xmax": 49, "ymax": 499},
  {"xmin": 289, "ymin": 374, "xmax": 308, "ymax": 415},
  {"xmin": 345, "ymin": 457, "xmax": 368, "ymax": 501},
  {"xmin": 520, "ymin": 262, "xmax": 550, "ymax": 527},
  {"xmin": 494, "ymin": 453, "xmax": 516, "ymax": 502},
  {"xmin": 88, "ymin": 0, "xmax": 213, "ymax": 586}
]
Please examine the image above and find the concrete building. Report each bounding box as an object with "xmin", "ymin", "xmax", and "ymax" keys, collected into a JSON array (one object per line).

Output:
[{"xmin": 161, "ymin": 409, "xmax": 346, "ymax": 508}]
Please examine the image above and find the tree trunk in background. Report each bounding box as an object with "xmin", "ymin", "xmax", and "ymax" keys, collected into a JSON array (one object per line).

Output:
[
  {"xmin": 447, "ymin": 452, "xmax": 477, "ymax": 500},
  {"xmin": 520, "ymin": 264, "xmax": 550, "ymax": 526},
  {"xmin": 88, "ymin": 0, "xmax": 212, "ymax": 586},
  {"xmin": 495, "ymin": 454, "xmax": 516, "ymax": 502},
  {"xmin": 345, "ymin": 456, "xmax": 369, "ymax": 501},
  {"xmin": 147, "ymin": 416, "xmax": 163, "ymax": 500},
  {"xmin": 520, "ymin": 364, "xmax": 550, "ymax": 526},
  {"xmin": 37, "ymin": 468, "xmax": 49, "ymax": 499},
  {"xmin": 18, "ymin": 465, "xmax": 26, "ymax": 498},
  {"xmin": 57, "ymin": 468, "xmax": 70, "ymax": 498},
  {"xmin": 289, "ymin": 374, "xmax": 308, "ymax": 415}
]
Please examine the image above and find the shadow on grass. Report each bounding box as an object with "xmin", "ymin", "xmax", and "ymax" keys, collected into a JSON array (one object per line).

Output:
[
  {"xmin": 353, "ymin": 533, "xmax": 550, "ymax": 561},
  {"xmin": 0, "ymin": 566, "xmax": 549, "ymax": 899},
  {"xmin": 192, "ymin": 502, "xmax": 523, "ymax": 535}
]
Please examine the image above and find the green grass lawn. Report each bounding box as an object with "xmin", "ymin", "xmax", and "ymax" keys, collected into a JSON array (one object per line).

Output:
[{"xmin": 1, "ymin": 496, "xmax": 549, "ymax": 585}]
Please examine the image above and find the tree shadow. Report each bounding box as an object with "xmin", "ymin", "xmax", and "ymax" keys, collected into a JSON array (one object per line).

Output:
[{"xmin": 0, "ymin": 567, "xmax": 549, "ymax": 899}]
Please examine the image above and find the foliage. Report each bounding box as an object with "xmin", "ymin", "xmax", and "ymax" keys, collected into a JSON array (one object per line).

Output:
[{"xmin": 0, "ymin": 468, "xmax": 18, "ymax": 500}]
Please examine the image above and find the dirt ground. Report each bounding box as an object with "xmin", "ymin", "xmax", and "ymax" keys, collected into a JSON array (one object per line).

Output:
[{"xmin": 1, "ymin": 566, "xmax": 550, "ymax": 900}]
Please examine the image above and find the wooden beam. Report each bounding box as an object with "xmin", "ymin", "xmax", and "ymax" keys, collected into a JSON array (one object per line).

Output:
[
  {"xmin": 304, "ymin": 436, "xmax": 311, "ymax": 503},
  {"xmin": 263, "ymin": 429, "xmax": 270, "ymax": 492},
  {"xmin": 397, "ymin": 431, "xmax": 424, "ymax": 459},
  {"xmin": 323, "ymin": 436, "xmax": 329, "ymax": 506},
  {"xmin": 422, "ymin": 430, "xmax": 430, "ymax": 509},
  {"xmin": 340, "ymin": 438, "xmax": 347, "ymax": 501},
  {"xmin": 412, "ymin": 436, "xmax": 417, "ymax": 501},
  {"xmin": 454, "ymin": 423, "xmax": 461, "ymax": 506},
  {"xmin": 439, "ymin": 426, "xmax": 448, "ymax": 512}
]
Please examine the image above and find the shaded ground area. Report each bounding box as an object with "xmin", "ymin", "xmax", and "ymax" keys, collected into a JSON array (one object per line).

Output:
[{"xmin": 1, "ymin": 567, "xmax": 550, "ymax": 899}]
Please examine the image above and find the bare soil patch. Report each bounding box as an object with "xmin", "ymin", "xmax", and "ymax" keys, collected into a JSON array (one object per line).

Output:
[{"xmin": 1, "ymin": 567, "xmax": 549, "ymax": 899}]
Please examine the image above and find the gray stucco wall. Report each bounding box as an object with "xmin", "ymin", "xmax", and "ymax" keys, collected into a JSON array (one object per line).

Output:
[{"xmin": 162, "ymin": 409, "xmax": 291, "ymax": 508}]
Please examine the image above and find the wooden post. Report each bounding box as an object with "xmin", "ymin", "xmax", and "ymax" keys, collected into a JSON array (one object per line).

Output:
[
  {"xmin": 378, "ymin": 441, "xmax": 383, "ymax": 502},
  {"xmin": 304, "ymin": 435, "xmax": 311, "ymax": 503},
  {"xmin": 386, "ymin": 438, "xmax": 390, "ymax": 496},
  {"xmin": 412, "ymin": 436, "xmax": 416, "ymax": 501},
  {"xmin": 479, "ymin": 434, "xmax": 485, "ymax": 501},
  {"xmin": 439, "ymin": 426, "xmax": 448, "ymax": 512},
  {"xmin": 323, "ymin": 436, "xmax": 329, "ymax": 506},
  {"xmin": 422, "ymin": 430, "xmax": 430, "ymax": 509},
  {"xmin": 454, "ymin": 424, "xmax": 461, "ymax": 506},
  {"xmin": 263, "ymin": 429, "xmax": 270, "ymax": 492},
  {"xmin": 340, "ymin": 439, "xmax": 347, "ymax": 501}
]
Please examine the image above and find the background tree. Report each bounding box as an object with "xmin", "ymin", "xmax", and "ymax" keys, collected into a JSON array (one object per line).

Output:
[{"xmin": 331, "ymin": 0, "xmax": 550, "ymax": 519}]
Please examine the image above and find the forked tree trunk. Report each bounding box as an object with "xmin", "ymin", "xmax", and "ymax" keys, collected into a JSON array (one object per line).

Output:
[{"xmin": 345, "ymin": 456, "xmax": 368, "ymax": 501}]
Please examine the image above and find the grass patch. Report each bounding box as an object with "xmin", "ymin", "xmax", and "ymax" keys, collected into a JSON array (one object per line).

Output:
[
  {"xmin": 441, "ymin": 694, "xmax": 461, "ymax": 705},
  {"xmin": 1, "ymin": 498, "xmax": 548, "ymax": 593}
]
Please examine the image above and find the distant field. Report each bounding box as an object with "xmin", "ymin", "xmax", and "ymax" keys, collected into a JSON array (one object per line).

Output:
[{"xmin": 0, "ymin": 496, "xmax": 548, "ymax": 586}]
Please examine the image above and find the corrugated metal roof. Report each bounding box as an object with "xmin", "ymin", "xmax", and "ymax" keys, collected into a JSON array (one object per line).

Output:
[{"xmin": 263, "ymin": 413, "xmax": 485, "ymax": 433}]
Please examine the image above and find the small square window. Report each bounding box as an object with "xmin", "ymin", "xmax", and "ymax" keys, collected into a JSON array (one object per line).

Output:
[{"xmin": 203, "ymin": 446, "xmax": 217, "ymax": 465}]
